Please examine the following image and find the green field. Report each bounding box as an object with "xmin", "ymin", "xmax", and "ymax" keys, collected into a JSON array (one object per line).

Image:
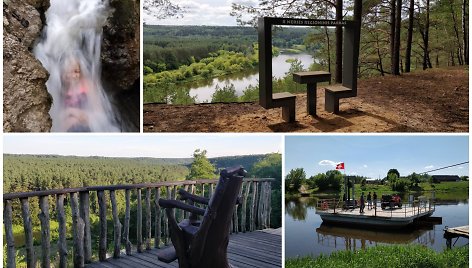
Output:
[{"xmin": 286, "ymin": 245, "xmax": 469, "ymax": 268}]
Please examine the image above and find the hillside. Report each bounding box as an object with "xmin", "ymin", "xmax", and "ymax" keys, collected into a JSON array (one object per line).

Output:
[{"xmin": 3, "ymin": 153, "xmax": 270, "ymax": 194}]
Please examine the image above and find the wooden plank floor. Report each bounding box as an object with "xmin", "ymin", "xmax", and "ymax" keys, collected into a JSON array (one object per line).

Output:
[
  {"xmin": 445, "ymin": 225, "xmax": 469, "ymax": 237},
  {"xmin": 86, "ymin": 229, "xmax": 281, "ymax": 268}
]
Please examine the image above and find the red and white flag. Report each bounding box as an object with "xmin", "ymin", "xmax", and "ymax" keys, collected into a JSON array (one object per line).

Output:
[{"xmin": 335, "ymin": 162, "xmax": 344, "ymax": 170}]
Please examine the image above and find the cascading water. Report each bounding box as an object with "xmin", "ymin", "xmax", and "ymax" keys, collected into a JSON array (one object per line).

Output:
[{"xmin": 34, "ymin": 0, "xmax": 120, "ymax": 132}]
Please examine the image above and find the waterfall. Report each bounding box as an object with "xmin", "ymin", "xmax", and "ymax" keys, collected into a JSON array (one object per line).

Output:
[{"xmin": 34, "ymin": 0, "xmax": 120, "ymax": 132}]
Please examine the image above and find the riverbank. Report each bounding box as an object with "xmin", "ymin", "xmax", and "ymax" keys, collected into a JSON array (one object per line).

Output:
[
  {"xmin": 285, "ymin": 244, "xmax": 468, "ymax": 268},
  {"xmin": 144, "ymin": 67, "xmax": 468, "ymax": 132},
  {"xmin": 285, "ymin": 181, "xmax": 469, "ymax": 200}
]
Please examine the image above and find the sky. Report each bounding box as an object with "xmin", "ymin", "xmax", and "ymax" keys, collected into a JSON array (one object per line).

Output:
[
  {"xmin": 285, "ymin": 135, "xmax": 469, "ymax": 178},
  {"xmin": 144, "ymin": 0, "xmax": 256, "ymax": 26},
  {"xmin": 3, "ymin": 134, "xmax": 281, "ymax": 158}
]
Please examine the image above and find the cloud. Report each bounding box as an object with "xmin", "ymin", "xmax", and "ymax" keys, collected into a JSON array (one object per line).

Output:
[
  {"xmin": 363, "ymin": 164, "xmax": 368, "ymax": 168},
  {"xmin": 147, "ymin": 0, "xmax": 238, "ymax": 25},
  {"xmin": 230, "ymin": 0, "xmax": 257, "ymax": 6},
  {"xmin": 319, "ymin": 160, "xmax": 337, "ymax": 167},
  {"xmin": 458, "ymin": 166, "xmax": 464, "ymax": 169},
  {"xmin": 424, "ymin": 165, "xmax": 434, "ymax": 169}
]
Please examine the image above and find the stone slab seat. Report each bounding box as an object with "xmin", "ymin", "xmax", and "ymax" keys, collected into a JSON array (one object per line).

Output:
[
  {"xmin": 272, "ymin": 92, "xmax": 296, "ymax": 122},
  {"xmin": 293, "ymin": 71, "xmax": 331, "ymax": 84},
  {"xmin": 324, "ymin": 85, "xmax": 355, "ymax": 113}
]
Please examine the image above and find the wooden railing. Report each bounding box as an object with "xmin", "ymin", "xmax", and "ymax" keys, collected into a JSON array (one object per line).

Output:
[{"xmin": 3, "ymin": 178, "xmax": 273, "ymax": 268}]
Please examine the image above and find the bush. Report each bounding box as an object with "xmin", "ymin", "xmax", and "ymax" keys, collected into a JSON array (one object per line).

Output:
[{"xmin": 211, "ymin": 84, "xmax": 238, "ymax": 102}]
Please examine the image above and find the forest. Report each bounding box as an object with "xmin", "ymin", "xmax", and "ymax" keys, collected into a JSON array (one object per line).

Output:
[
  {"xmin": 144, "ymin": 0, "xmax": 468, "ymax": 104},
  {"xmin": 3, "ymin": 153, "xmax": 269, "ymax": 194}
]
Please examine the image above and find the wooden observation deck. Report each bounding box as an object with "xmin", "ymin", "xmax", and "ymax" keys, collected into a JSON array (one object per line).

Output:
[{"xmin": 3, "ymin": 178, "xmax": 277, "ymax": 268}]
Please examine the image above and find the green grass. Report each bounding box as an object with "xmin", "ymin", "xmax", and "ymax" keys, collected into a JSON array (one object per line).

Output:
[
  {"xmin": 286, "ymin": 245, "xmax": 469, "ymax": 268},
  {"xmin": 352, "ymin": 181, "xmax": 468, "ymax": 197}
]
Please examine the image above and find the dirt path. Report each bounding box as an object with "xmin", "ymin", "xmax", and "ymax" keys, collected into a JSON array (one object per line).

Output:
[{"xmin": 143, "ymin": 67, "xmax": 468, "ymax": 132}]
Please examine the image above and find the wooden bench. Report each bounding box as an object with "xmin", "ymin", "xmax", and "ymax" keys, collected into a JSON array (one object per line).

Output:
[
  {"xmin": 272, "ymin": 92, "xmax": 296, "ymax": 122},
  {"xmin": 293, "ymin": 71, "xmax": 331, "ymax": 116},
  {"xmin": 324, "ymin": 85, "xmax": 355, "ymax": 113}
]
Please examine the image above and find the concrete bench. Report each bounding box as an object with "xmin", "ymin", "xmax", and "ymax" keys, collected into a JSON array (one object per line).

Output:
[
  {"xmin": 272, "ymin": 92, "xmax": 296, "ymax": 122},
  {"xmin": 293, "ymin": 71, "xmax": 331, "ymax": 116},
  {"xmin": 324, "ymin": 85, "xmax": 354, "ymax": 113}
]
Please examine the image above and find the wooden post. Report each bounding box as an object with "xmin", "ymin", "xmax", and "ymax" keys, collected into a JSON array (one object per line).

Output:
[
  {"xmin": 257, "ymin": 182, "xmax": 265, "ymax": 229},
  {"xmin": 70, "ymin": 192, "xmax": 85, "ymax": 267},
  {"xmin": 79, "ymin": 191, "xmax": 92, "ymax": 263},
  {"xmin": 164, "ymin": 186, "xmax": 171, "ymax": 245},
  {"xmin": 39, "ymin": 196, "xmax": 51, "ymax": 268},
  {"xmin": 183, "ymin": 185, "xmax": 189, "ymax": 219},
  {"xmin": 241, "ymin": 181, "xmax": 250, "ymax": 232},
  {"xmin": 137, "ymin": 188, "xmax": 143, "ymax": 253},
  {"xmin": 172, "ymin": 185, "xmax": 177, "ymax": 221},
  {"xmin": 146, "ymin": 188, "xmax": 152, "ymax": 250},
  {"xmin": 124, "ymin": 189, "xmax": 132, "ymax": 255},
  {"xmin": 267, "ymin": 182, "xmax": 272, "ymax": 228},
  {"xmin": 249, "ymin": 181, "xmax": 257, "ymax": 232},
  {"xmin": 4, "ymin": 199, "xmax": 16, "ymax": 268},
  {"xmin": 21, "ymin": 198, "xmax": 35, "ymax": 268},
  {"xmin": 110, "ymin": 190, "xmax": 122, "ymax": 258},
  {"xmin": 56, "ymin": 194, "xmax": 68, "ymax": 268},
  {"xmin": 154, "ymin": 187, "xmax": 161, "ymax": 248},
  {"xmin": 209, "ymin": 182, "xmax": 214, "ymax": 198},
  {"xmin": 97, "ymin": 190, "xmax": 107, "ymax": 261}
]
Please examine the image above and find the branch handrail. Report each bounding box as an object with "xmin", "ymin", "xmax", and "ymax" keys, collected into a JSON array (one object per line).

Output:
[
  {"xmin": 3, "ymin": 178, "xmax": 274, "ymax": 200},
  {"xmin": 3, "ymin": 178, "xmax": 274, "ymax": 268}
]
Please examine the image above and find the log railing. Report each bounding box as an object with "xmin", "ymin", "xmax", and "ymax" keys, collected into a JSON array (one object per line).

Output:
[{"xmin": 3, "ymin": 178, "xmax": 273, "ymax": 268}]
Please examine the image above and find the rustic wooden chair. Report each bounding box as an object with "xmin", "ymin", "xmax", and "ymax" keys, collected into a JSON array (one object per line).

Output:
[{"xmin": 157, "ymin": 166, "xmax": 246, "ymax": 268}]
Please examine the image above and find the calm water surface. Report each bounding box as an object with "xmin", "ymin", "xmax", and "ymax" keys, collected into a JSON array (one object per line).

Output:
[
  {"xmin": 285, "ymin": 196, "xmax": 469, "ymax": 258},
  {"xmin": 187, "ymin": 53, "xmax": 314, "ymax": 103}
]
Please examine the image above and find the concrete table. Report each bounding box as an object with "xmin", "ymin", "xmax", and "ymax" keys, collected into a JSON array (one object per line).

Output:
[{"xmin": 293, "ymin": 71, "xmax": 331, "ymax": 116}]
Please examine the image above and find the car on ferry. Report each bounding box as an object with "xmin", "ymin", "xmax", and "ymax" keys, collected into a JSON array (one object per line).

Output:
[{"xmin": 380, "ymin": 194, "xmax": 402, "ymax": 209}]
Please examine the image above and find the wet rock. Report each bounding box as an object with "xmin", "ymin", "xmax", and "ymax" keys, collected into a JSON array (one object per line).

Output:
[
  {"xmin": 3, "ymin": 0, "xmax": 52, "ymax": 132},
  {"xmin": 3, "ymin": 33, "xmax": 52, "ymax": 132},
  {"xmin": 101, "ymin": 0, "xmax": 140, "ymax": 131},
  {"xmin": 3, "ymin": 0, "xmax": 43, "ymax": 49},
  {"xmin": 102, "ymin": 0, "xmax": 140, "ymax": 92}
]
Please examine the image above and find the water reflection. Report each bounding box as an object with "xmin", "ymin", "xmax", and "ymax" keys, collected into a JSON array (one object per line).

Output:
[
  {"xmin": 188, "ymin": 53, "xmax": 314, "ymax": 103},
  {"xmin": 316, "ymin": 223, "xmax": 435, "ymax": 251}
]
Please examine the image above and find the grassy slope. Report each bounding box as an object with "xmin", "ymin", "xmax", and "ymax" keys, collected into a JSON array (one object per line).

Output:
[{"xmin": 286, "ymin": 245, "xmax": 468, "ymax": 268}]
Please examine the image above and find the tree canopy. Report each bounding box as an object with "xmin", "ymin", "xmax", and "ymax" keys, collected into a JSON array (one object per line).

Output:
[{"xmin": 186, "ymin": 149, "xmax": 217, "ymax": 180}]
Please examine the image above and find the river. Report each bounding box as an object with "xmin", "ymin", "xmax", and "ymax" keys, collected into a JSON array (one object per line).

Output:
[
  {"xmin": 285, "ymin": 195, "xmax": 469, "ymax": 258},
  {"xmin": 185, "ymin": 53, "xmax": 314, "ymax": 103}
]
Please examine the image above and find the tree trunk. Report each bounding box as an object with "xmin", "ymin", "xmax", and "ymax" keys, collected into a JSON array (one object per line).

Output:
[
  {"xmin": 325, "ymin": 4, "xmax": 331, "ymax": 80},
  {"xmin": 390, "ymin": 0, "xmax": 396, "ymax": 73},
  {"xmin": 423, "ymin": 0, "xmax": 431, "ymax": 70},
  {"xmin": 449, "ymin": 0, "xmax": 464, "ymax": 65},
  {"xmin": 393, "ymin": 0, "xmax": 402, "ymax": 75},
  {"xmin": 405, "ymin": 0, "xmax": 415, "ymax": 72},
  {"xmin": 335, "ymin": 0, "xmax": 343, "ymax": 83},
  {"xmin": 463, "ymin": 0, "xmax": 468, "ymax": 64}
]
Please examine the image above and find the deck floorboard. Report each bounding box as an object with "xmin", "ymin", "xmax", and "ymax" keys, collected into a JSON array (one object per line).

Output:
[{"xmin": 85, "ymin": 229, "xmax": 281, "ymax": 268}]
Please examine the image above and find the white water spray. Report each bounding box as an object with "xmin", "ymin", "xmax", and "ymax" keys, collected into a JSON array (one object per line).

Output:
[{"xmin": 34, "ymin": 0, "xmax": 120, "ymax": 132}]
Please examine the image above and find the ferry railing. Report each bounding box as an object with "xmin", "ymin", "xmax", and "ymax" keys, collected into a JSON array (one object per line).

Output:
[{"xmin": 3, "ymin": 178, "xmax": 273, "ymax": 268}]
